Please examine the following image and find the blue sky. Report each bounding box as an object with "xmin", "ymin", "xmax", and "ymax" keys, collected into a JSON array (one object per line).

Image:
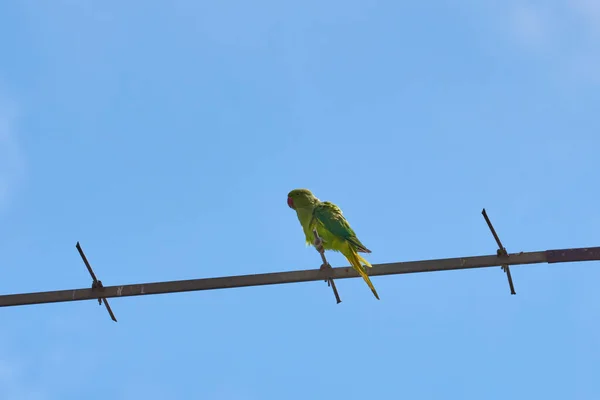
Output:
[{"xmin": 1, "ymin": 1, "xmax": 599, "ymax": 399}]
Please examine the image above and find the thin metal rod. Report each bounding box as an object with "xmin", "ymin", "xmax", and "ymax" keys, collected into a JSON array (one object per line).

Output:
[
  {"xmin": 481, "ymin": 209, "xmax": 516, "ymax": 295},
  {"xmin": 76, "ymin": 242, "xmax": 99, "ymax": 282},
  {"xmin": 481, "ymin": 209, "xmax": 505, "ymax": 250},
  {"xmin": 75, "ymin": 242, "xmax": 117, "ymax": 322},
  {"xmin": 312, "ymin": 229, "xmax": 342, "ymax": 304},
  {"xmin": 0, "ymin": 246, "xmax": 599, "ymax": 308}
]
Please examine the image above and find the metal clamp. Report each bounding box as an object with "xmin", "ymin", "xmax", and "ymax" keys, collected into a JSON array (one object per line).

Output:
[
  {"xmin": 76, "ymin": 242, "xmax": 118, "ymax": 321},
  {"xmin": 481, "ymin": 209, "xmax": 516, "ymax": 295}
]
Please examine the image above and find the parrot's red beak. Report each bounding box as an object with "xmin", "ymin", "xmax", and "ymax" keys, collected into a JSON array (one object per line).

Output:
[{"xmin": 287, "ymin": 196, "xmax": 295, "ymax": 209}]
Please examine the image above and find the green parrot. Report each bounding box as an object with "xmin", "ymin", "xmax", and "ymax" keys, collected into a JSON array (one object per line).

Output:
[{"xmin": 287, "ymin": 188, "xmax": 380, "ymax": 300}]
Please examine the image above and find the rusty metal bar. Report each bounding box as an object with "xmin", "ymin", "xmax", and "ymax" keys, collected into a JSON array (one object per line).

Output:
[
  {"xmin": 0, "ymin": 246, "xmax": 599, "ymax": 308},
  {"xmin": 546, "ymin": 247, "xmax": 600, "ymax": 263}
]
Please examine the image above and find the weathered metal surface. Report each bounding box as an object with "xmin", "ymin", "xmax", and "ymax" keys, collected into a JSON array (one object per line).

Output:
[{"xmin": 546, "ymin": 247, "xmax": 600, "ymax": 264}]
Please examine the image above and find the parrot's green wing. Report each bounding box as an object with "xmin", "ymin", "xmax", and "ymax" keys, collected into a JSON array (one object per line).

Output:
[{"xmin": 311, "ymin": 201, "xmax": 371, "ymax": 253}]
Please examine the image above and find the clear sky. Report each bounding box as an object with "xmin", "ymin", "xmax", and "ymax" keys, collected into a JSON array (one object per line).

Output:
[{"xmin": 1, "ymin": 1, "xmax": 599, "ymax": 399}]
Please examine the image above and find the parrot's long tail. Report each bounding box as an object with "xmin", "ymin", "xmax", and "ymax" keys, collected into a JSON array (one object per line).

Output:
[{"xmin": 343, "ymin": 246, "xmax": 380, "ymax": 300}]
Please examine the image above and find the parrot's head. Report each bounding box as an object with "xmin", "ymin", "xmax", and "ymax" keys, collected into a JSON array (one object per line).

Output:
[{"xmin": 287, "ymin": 188, "xmax": 318, "ymax": 210}]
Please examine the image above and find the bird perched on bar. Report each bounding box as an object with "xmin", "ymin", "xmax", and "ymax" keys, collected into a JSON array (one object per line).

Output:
[{"xmin": 287, "ymin": 188, "xmax": 380, "ymax": 300}]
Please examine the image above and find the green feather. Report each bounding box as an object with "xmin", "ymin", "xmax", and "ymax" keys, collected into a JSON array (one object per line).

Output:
[{"xmin": 311, "ymin": 201, "xmax": 371, "ymax": 253}]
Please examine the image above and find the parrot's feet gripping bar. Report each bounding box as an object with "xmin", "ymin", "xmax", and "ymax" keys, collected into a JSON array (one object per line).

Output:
[
  {"xmin": 312, "ymin": 230, "xmax": 342, "ymax": 304},
  {"xmin": 481, "ymin": 209, "xmax": 516, "ymax": 295},
  {"xmin": 76, "ymin": 242, "xmax": 118, "ymax": 321}
]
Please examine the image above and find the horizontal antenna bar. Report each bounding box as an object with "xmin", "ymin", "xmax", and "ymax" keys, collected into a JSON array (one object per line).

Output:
[{"xmin": 0, "ymin": 246, "xmax": 599, "ymax": 308}]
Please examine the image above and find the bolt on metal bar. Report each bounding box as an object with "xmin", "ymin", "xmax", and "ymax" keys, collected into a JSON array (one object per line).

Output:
[
  {"xmin": 481, "ymin": 209, "xmax": 516, "ymax": 295},
  {"xmin": 76, "ymin": 242, "xmax": 117, "ymax": 322},
  {"xmin": 0, "ymin": 246, "xmax": 599, "ymax": 309}
]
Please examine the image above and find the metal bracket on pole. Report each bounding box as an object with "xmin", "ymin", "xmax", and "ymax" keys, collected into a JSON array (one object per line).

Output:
[
  {"xmin": 312, "ymin": 230, "xmax": 342, "ymax": 304},
  {"xmin": 76, "ymin": 242, "xmax": 118, "ymax": 321},
  {"xmin": 481, "ymin": 209, "xmax": 516, "ymax": 295}
]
